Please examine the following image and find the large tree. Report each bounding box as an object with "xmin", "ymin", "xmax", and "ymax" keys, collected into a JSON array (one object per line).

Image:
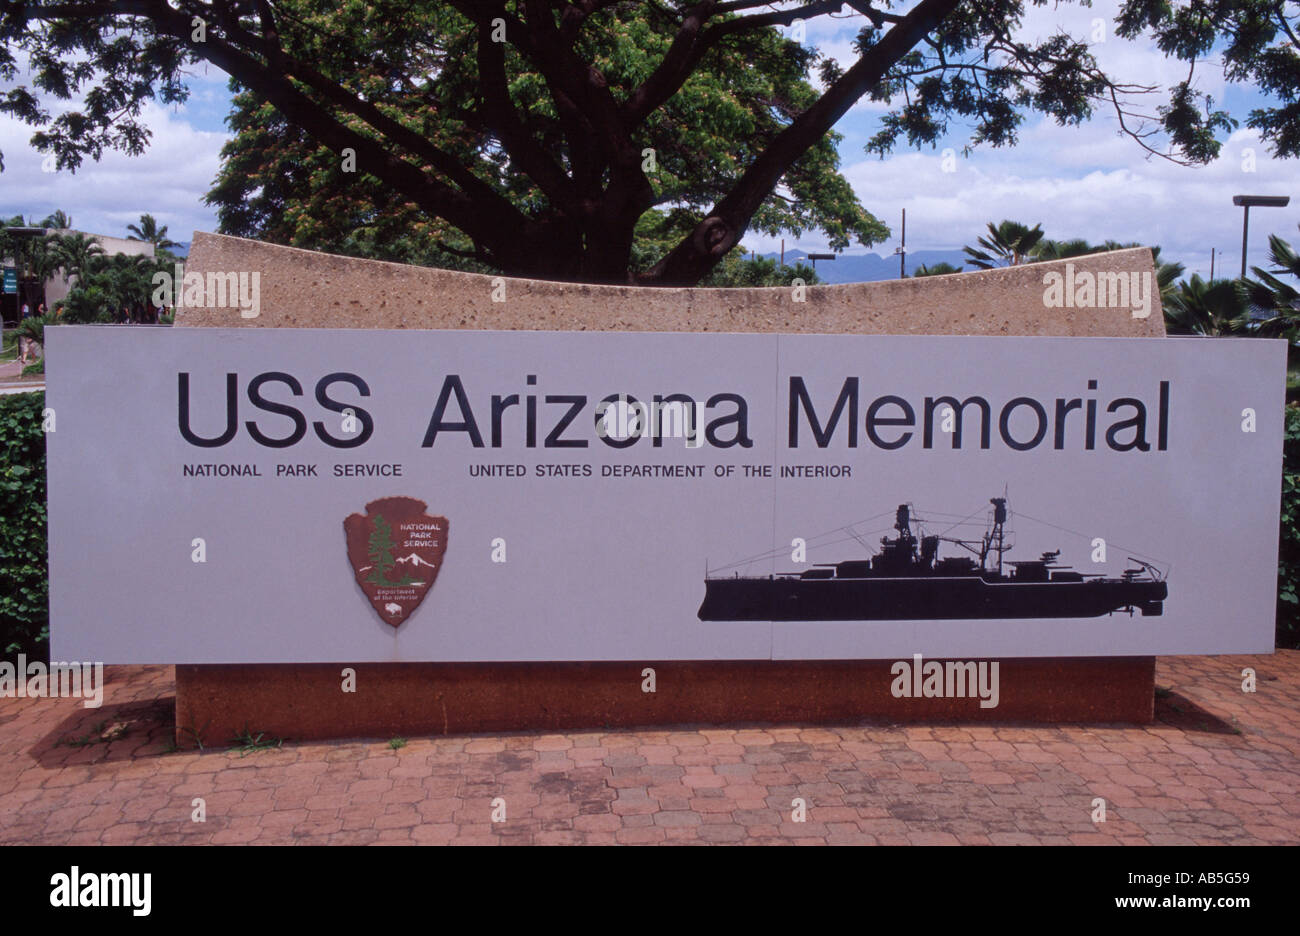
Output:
[
  {"xmin": 202, "ymin": 4, "xmax": 882, "ymax": 277},
  {"xmin": 2, "ymin": 1, "xmax": 1296, "ymax": 285},
  {"xmin": 1115, "ymin": 0, "xmax": 1300, "ymax": 159}
]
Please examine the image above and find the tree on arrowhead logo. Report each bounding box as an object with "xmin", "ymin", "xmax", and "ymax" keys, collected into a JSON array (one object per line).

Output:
[{"xmin": 344, "ymin": 497, "xmax": 448, "ymax": 628}]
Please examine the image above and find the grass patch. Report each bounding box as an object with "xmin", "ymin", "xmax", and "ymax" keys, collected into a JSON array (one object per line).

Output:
[
  {"xmin": 388, "ymin": 736, "xmax": 407, "ymax": 750},
  {"xmin": 230, "ymin": 725, "xmax": 284, "ymax": 756},
  {"xmin": 176, "ymin": 719, "xmax": 211, "ymax": 752}
]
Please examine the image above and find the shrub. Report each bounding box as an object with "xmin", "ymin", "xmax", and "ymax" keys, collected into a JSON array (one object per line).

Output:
[
  {"xmin": 0, "ymin": 392, "xmax": 48, "ymax": 660},
  {"xmin": 1278, "ymin": 405, "xmax": 1300, "ymax": 648},
  {"xmin": 15, "ymin": 315, "xmax": 47, "ymax": 346}
]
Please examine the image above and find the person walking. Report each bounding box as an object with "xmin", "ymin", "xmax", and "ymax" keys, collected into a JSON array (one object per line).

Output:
[{"xmin": 17, "ymin": 301, "xmax": 32, "ymax": 365}]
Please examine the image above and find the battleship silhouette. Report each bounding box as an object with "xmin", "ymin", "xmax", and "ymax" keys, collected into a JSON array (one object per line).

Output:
[{"xmin": 698, "ymin": 497, "xmax": 1167, "ymax": 621}]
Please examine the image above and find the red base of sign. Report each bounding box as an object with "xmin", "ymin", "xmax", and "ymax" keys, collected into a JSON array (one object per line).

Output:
[{"xmin": 174, "ymin": 658, "xmax": 1154, "ymax": 748}]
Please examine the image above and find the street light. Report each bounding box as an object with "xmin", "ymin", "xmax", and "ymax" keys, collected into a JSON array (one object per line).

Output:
[
  {"xmin": 1233, "ymin": 195, "xmax": 1291, "ymax": 278},
  {"xmin": 806, "ymin": 252, "xmax": 836, "ymax": 273},
  {"xmin": 894, "ymin": 207, "xmax": 906, "ymax": 278}
]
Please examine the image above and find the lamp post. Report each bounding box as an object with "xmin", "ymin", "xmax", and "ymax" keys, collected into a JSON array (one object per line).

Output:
[
  {"xmin": 893, "ymin": 207, "xmax": 906, "ymax": 278},
  {"xmin": 806, "ymin": 252, "xmax": 836, "ymax": 275},
  {"xmin": 1232, "ymin": 195, "xmax": 1291, "ymax": 278}
]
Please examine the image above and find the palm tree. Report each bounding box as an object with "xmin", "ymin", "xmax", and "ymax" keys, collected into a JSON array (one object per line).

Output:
[
  {"xmin": 962, "ymin": 221, "xmax": 1045, "ymax": 269},
  {"xmin": 1164, "ymin": 276, "xmax": 1247, "ymax": 336},
  {"xmin": 1030, "ymin": 238, "xmax": 1095, "ymax": 261},
  {"xmin": 39, "ymin": 209, "xmax": 73, "ymax": 230},
  {"xmin": 57, "ymin": 251, "xmax": 168, "ymax": 323},
  {"xmin": 54, "ymin": 232, "xmax": 106, "ymax": 284},
  {"xmin": 101, "ymin": 253, "xmax": 157, "ymax": 314},
  {"xmin": 26, "ymin": 236, "xmax": 62, "ymax": 308},
  {"xmin": 913, "ymin": 262, "xmax": 963, "ymax": 277},
  {"xmin": 126, "ymin": 213, "xmax": 180, "ymax": 256},
  {"xmin": 1239, "ymin": 226, "xmax": 1300, "ymax": 338},
  {"xmin": 58, "ymin": 283, "xmax": 114, "ymax": 324}
]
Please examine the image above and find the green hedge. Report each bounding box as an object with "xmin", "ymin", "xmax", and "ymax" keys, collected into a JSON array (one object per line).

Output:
[
  {"xmin": 1278, "ymin": 406, "xmax": 1300, "ymax": 647},
  {"xmin": 0, "ymin": 392, "xmax": 48, "ymax": 660},
  {"xmin": 0, "ymin": 394, "xmax": 1298, "ymax": 654}
]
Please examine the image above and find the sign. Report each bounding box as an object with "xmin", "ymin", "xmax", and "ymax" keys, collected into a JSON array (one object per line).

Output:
[
  {"xmin": 2, "ymin": 267, "xmax": 15, "ymax": 294},
  {"xmin": 46, "ymin": 326, "xmax": 1286, "ymax": 663},
  {"xmin": 344, "ymin": 496, "xmax": 448, "ymax": 627}
]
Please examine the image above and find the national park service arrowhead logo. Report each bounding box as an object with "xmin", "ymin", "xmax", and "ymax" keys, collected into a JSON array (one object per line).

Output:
[{"xmin": 344, "ymin": 497, "xmax": 448, "ymax": 628}]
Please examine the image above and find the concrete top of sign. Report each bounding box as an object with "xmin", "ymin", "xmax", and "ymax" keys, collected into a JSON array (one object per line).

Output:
[{"xmin": 177, "ymin": 232, "xmax": 1165, "ymax": 338}]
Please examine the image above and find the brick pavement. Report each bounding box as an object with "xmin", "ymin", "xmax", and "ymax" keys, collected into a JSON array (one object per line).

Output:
[{"xmin": 1, "ymin": 653, "xmax": 1296, "ymax": 845}]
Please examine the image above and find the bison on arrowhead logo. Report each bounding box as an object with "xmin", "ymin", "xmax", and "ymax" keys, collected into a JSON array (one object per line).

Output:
[{"xmin": 344, "ymin": 497, "xmax": 448, "ymax": 628}]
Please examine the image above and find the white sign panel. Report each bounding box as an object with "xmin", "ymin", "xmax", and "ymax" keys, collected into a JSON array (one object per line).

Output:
[{"xmin": 45, "ymin": 327, "xmax": 1286, "ymax": 663}]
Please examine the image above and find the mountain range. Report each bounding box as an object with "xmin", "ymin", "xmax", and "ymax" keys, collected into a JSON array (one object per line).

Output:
[{"xmin": 755, "ymin": 249, "xmax": 973, "ymax": 284}]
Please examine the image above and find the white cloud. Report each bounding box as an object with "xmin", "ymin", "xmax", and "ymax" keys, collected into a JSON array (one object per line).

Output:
[
  {"xmin": 740, "ymin": 1, "xmax": 1296, "ymax": 280},
  {"xmin": 0, "ymin": 100, "xmax": 227, "ymax": 243},
  {"xmin": 741, "ymin": 116, "xmax": 1297, "ymax": 281}
]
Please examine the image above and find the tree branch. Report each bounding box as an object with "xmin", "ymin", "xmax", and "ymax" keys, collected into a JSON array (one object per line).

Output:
[
  {"xmin": 625, "ymin": 0, "xmax": 846, "ymax": 127},
  {"xmin": 645, "ymin": 0, "xmax": 963, "ymax": 284},
  {"xmin": 11, "ymin": 0, "xmax": 546, "ymax": 265},
  {"xmin": 472, "ymin": 7, "xmax": 582, "ymax": 215}
]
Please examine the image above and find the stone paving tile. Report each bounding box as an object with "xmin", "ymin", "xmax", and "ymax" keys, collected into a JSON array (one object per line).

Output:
[{"xmin": 0, "ymin": 653, "xmax": 1298, "ymax": 844}]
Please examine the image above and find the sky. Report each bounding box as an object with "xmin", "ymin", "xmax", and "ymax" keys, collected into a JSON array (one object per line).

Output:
[{"xmin": 0, "ymin": 1, "xmax": 1296, "ymax": 281}]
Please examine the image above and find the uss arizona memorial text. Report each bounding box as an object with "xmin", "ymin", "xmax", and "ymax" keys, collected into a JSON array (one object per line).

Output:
[{"xmin": 177, "ymin": 372, "xmax": 1172, "ymax": 454}]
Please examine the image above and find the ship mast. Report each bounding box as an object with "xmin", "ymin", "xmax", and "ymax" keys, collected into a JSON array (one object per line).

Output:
[
  {"xmin": 932, "ymin": 495, "xmax": 1013, "ymax": 574},
  {"xmin": 895, "ymin": 504, "xmax": 915, "ymax": 544},
  {"xmin": 981, "ymin": 497, "xmax": 1009, "ymax": 574}
]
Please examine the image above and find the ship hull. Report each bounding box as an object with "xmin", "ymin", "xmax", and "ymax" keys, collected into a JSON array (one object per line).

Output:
[{"xmin": 698, "ymin": 575, "xmax": 1167, "ymax": 621}]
